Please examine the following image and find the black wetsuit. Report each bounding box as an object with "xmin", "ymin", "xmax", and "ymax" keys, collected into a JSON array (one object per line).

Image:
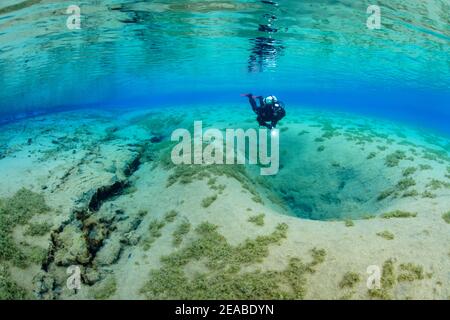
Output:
[{"xmin": 246, "ymin": 95, "xmax": 286, "ymax": 129}]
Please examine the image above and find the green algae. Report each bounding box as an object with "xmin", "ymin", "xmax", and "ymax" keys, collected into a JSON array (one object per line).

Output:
[
  {"xmin": 0, "ymin": 189, "xmax": 50, "ymax": 268},
  {"xmin": 166, "ymin": 163, "xmax": 262, "ymax": 202},
  {"xmin": 368, "ymin": 259, "xmax": 396, "ymax": 300},
  {"xmin": 164, "ymin": 210, "xmax": 178, "ymax": 223},
  {"xmin": 141, "ymin": 222, "xmax": 326, "ymax": 299},
  {"xmin": 377, "ymin": 189, "xmax": 394, "ymax": 201},
  {"xmin": 381, "ymin": 210, "xmax": 417, "ymax": 219},
  {"xmin": 385, "ymin": 150, "xmax": 407, "ymax": 167},
  {"xmin": 367, "ymin": 152, "xmax": 377, "ymax": 160},
  {"xmin": 201, "ymin": 194, "xmax": 218, "ymax": 208},
  {"xmin": 92, "ymin": 276, "xmax": 117, "ymax": 300},
  {"xmin": 422, "ymin": 191, "xmax": 436, "ymax": 198},
  {"xmin": 0, "ymin": 264, "xmax": 28, "ymax": 300},
  {"xmin": 419, "ymin": 164, "xmax": 432, "ymax": 170},
  {"xmin": 248, "ymin": 214, "xmax": 265, "ymax": 226},
  {"xmin": 396, "ymin": 177, "xmax": 416, "ymax": 191},
  {"xmin": 141, "ymin": 218, "xmax": 166, "ymax": 250},
  {"xmin": 310, "ymin": 248, "xmax": 327, "ymax": 266},
  {"xmin": 339, "ymin": 272, "xmax": 361, "ymax": 289},
  {"xmin": 402, "ymin": 167, "xmax": 417, "ymax": 177},
  {"xmin": 368, "ymin": 259, "xmax": 427, "ymax": 299},
  {"xmin": 24, "ymin": 222, "xmax": 53, "ymax": 237},
  {"xmin": 172, "ymin": 221, "xmax": 191, "ymax": 247},
  {"xmin": 397, "ymin": 263, "xmax": 424, "ymax": 282},
  {"xmin": 376, "ymin": 231, "xmax": 395, "ymax": 240},
  {"xmin": 426, "ymin": 179, "xmax": 450, "ymax": 190},
  {"xmin": 442, "ymin": 211, "xmax": 450, "ymax": 224},
  {"xmin": 344, "ymin": 219, "xmax": 354, "ymax": 227},
  {"xmin": 402, "ymin": 189, "xmax": 419, "ymax": 198}
]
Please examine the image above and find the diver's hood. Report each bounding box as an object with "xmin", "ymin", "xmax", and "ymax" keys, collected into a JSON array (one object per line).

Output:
[{"xmin": 264, "ymin": 95, "xmax": 278, "ymax": 105}]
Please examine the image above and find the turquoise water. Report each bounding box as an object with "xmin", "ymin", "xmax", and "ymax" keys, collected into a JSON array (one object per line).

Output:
[{"xmin": 0, "ymin": 0, "xmax": 449, "ymax": 133}]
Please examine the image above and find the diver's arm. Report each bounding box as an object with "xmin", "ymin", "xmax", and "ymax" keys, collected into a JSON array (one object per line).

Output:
[
  {"xmin": 243, "ymin": 93, "xmax": 259, "ymax": 113},
  {"xmin": 257, "ymin": 96, "xmax": 265, "ymax": 107}
]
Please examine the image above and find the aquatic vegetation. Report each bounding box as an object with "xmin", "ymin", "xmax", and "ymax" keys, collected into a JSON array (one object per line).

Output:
[
  {"xmin": 344, "ymin": 220, "xmax": 354, "ymax": 227},
  {"xmin": 24, "ymin": 222, "xmax": 53, "ymax": 237},
  {"xmin": 0, "ymin": 264, "xmax": 28, "ymax": 300},
  {"xmin": 442, "ymin": 211, "xmax": 450, "ymax": 224},
  {"xmin": 248, "ymin": 214, "xmax": 265, "ymax": 226},
  {"xmin": 385, "ymin": 150, "xmax": 407, "ymax": 167},
  {"xmin": 397, "ymin": 263, "xmax": 424, "ymax": 282},
  {"xmin": 396, "ymin": 177, "xmax": 416, "ymax": 191},
  {"xmin": 419, "ymin": 164, "xmax": 432, "ymax": 170},
  {"xmin": 317, "ymin": 145, "xmax": 325, "ymax": 152},
  {"xmin": 367, "ymin": 152, "xmax": 377, "ymax": 160},
  {"xmin": 92, "ymin": 276, "xmax": 117, "ymax": 300},
  {"xmin": 402, "ymin": 189, "xmax": 419, "ymax": 198},
  {"xmin": 402, "ymin": 167, "xmax": 417, "ymax": 177},
  {"xmin": 426, "ymin": 179, "xmax": 450, "ymax": 190},
  {"xmin": 164, "ymin": 210, "xmax": 178, "ymax": 223},
  {"xmin": 381, "ymin": 210, "xmax": 417, "ymax": 219},
  {"xmin": 377, "ymin": 189, "xmax": 394, "ymax": 201},
  {"xmin": 166, "ymin": 163, "xmax": 262, "ymax": 202},
  {"xmin": 0, "ymin": 188, "xmax": 49, "ymax": 225},
  {"xmin": 376, "ymin": 231, "xmax": 395, "ymax": 240},
  {"xmin": 310, "ymin": 248, "xmax": 327, "ymax": 266},
  {"xmin": 298, "ymin": 130, "xmax": 309, "ymax": 136},
  {"xmin": 0, "ymin": 189, "xmax": 50, "ymax": 268},
  {"xmin": 172, "ymin": 221, "xmax": 191, "ymax": 247},
  {"xmin": 422, "ymin": 191, "xmax": 436, "ymax": 198},
  {"xmin": 141, "ymin": 219, "xmax": 166, "ymax": 250},
  {"xmin": 141, "ymin": 222, "xmax": 325, "ymax": 299},
  {"xmin": 201, "ymin": 194, "xmax": 218, "ymax": 208},
  {"xmin": 368, "ymin": 259, "xmax": 396, "ymax": 300},
  {"xmin": 339, "ymin": 272, "xmax": 361, "ymax": 289}
]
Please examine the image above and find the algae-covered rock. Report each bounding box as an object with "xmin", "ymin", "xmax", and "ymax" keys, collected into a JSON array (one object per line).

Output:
[
  {"xmin": 94, "ymin": 235, "xmax": 122, "ymax": 266},
  {"xmin": 54, "ymin": 225, "xmax": 91, "ymax": 266},
  {"xmin": 83, "ymin": 267, "xmax": 101, "ymax": 285},
  {"xmin": 32, "ymin": 271, "xmax": 56, "ymax": 300}
]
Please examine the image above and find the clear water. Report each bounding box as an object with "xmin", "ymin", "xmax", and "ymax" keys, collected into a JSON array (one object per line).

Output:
[{"xmin": 0, "ymin": 0, "xmax": 449, "ymax": 133}]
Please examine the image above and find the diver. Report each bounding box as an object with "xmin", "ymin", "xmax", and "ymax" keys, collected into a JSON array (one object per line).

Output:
[{"xmin": 242, "ymin": 94, "xmax": 286, "ymax": 129}]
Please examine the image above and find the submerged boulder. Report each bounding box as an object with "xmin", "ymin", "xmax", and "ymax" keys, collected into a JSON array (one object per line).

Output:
[
  {"xmin": 53, "ymin": 225, "xmax": 90, "ymax": 266},
  {"xmin": 93, "ymin": 235, "xmax": 122, "ymax": 266}
]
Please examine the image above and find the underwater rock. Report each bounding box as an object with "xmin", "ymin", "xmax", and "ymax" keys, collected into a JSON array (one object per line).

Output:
[
  {"xmin": 88, "ymin": 177, "xmax": 127, "ymax": 211},
  {"xmin": 53, "ymin": 225, "xmax": 91, "ymax": 266},
  {"xmin": 93, "ymin": 235, "xmax": 122, "ymax": 266},
  {"xmin": 150, "ymin": 136, "xmax": 163, "ymax": 143},
  {"xmin": 121, "ymin": 231, "xmax": 140, "ymax": 246},
  {"xmin": 33, "ymin": 271, "xmax": 56, "ymax": 300},
  {"xmin": 83, "ymin": 267, "xmax": 101, "ymax": 285}
]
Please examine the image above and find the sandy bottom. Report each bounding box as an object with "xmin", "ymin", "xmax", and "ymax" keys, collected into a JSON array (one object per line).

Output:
[{"xmin": 0, "ymin": 104, "xmax": 449, "ymax": 300}]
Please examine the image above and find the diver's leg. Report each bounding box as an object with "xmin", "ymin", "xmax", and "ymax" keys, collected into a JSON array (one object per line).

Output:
[{"xmin": 257, "ymin": 115, "xmax": 270, "ymax": 129}]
